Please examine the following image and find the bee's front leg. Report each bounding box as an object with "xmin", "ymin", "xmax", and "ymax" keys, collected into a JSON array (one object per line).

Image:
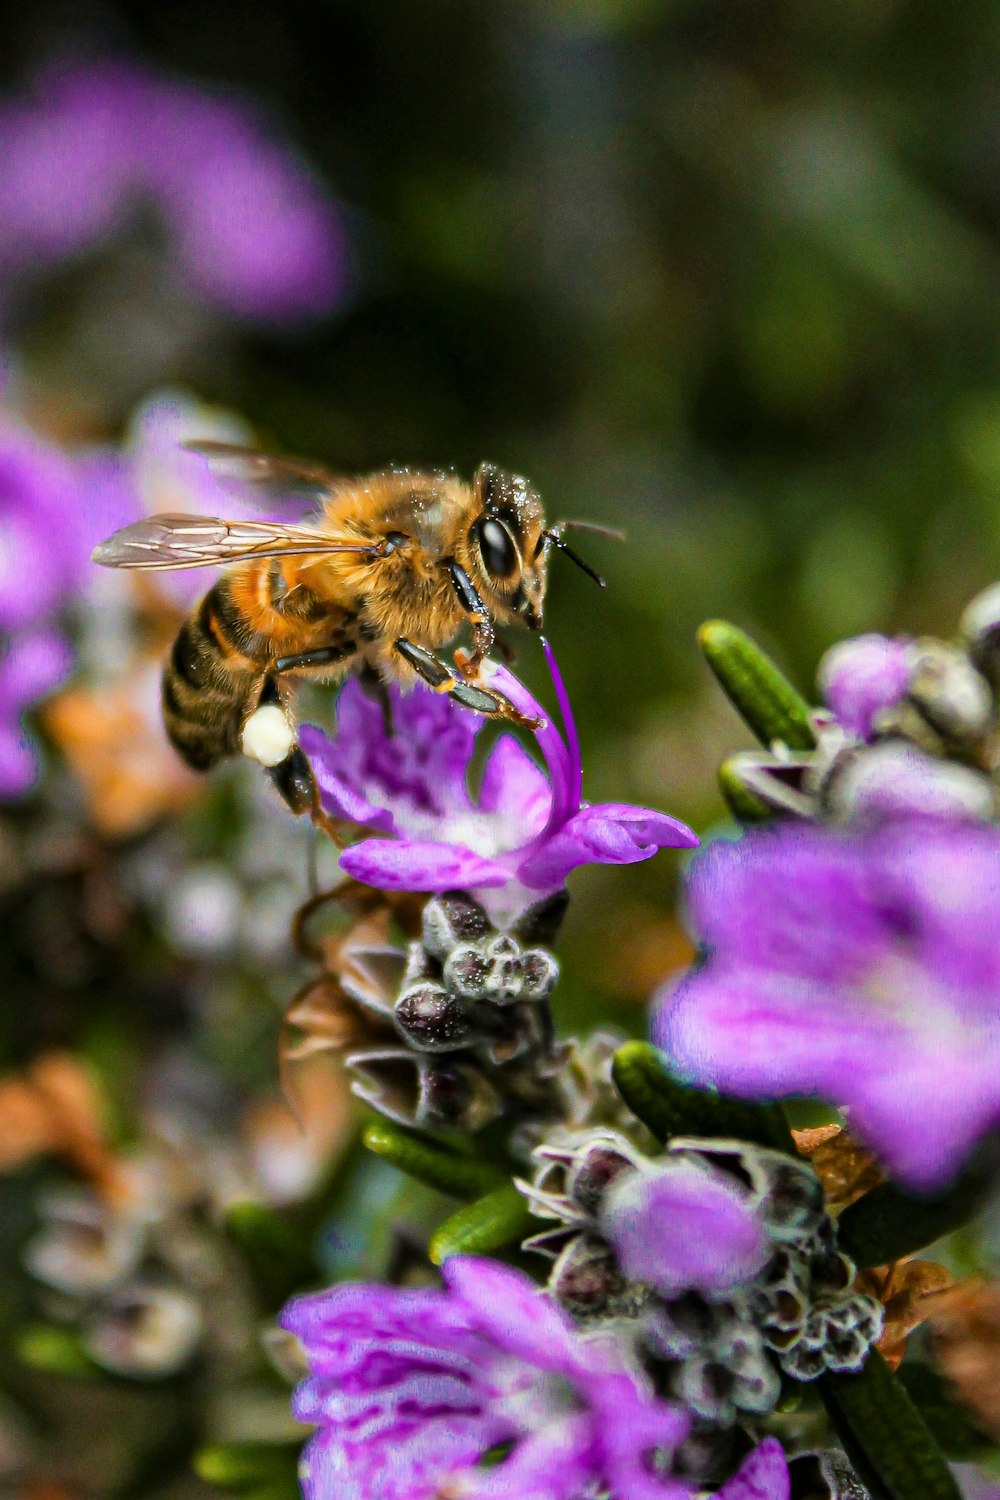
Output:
[
  {"xmin": 443, "ymin": 560, "xmax": 495, "ymax": 678},
  {"xmin": 394, "ymin": 638, "xmax": 539, "ymax": 729}
]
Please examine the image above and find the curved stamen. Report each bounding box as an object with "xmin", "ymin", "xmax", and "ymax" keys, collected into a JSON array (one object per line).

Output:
[
  {"xmin": 480, "ymin": 659, "xmax": 573, "ymax": 833},
  {"xmin": 541, "ymin": 638, "xmax": 583, "ymax": 827}
]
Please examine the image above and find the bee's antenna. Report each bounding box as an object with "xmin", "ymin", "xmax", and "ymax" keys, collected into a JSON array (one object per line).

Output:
[
  {"xmin": 540, "ymin": 528, "xmax": 610, "ymax": 588},
  {"xmin": 556, "ymin": 519, "xmax": 626, "ymax": 543}
]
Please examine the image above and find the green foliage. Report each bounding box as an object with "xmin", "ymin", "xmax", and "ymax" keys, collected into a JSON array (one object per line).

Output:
[
  {"xmin": 611, "ymin": 1041, "xmax": 791, "ymax": 1151},
  {"xmin": 698, "ymin": 620, "xmax": 817, "ymax": 750},
  {"xmin": 195, "ymin": 1441, "xmax": 301, "ymax": 1499},
  {"xmin": 837, "ymin": 1165, "xmax": 990, "ymax": 1269},
  {"xmin": 223, "ymin": 1201, "xmax": 319, "ymax": 1309},
  {"xmin": 17, "ymin": 1324, "xmax": 96, "ymax": 1379},
  {"xmin": 362, "ymin": 1120, "xmax": 507, "ymax": 1200},
  {"xmin": 897, "ymin": 1363, "xmax": 993, "ymax": 1461},
  {"xmin": 717, "ymin": 758, "xmax": 773, "ymax": 822},
  {"xmin": 429, "ymin": 1182, "xmax": 538, "ymax": 1264},
  {"xmin": 819, "ymin": 1350, "xmax": 962, "ymax": 1500}
]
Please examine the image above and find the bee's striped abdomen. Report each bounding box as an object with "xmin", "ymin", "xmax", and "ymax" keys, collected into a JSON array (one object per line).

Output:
[{"xmin": 162, "ymin": 576, "xmax": 269, "ymax": 772}]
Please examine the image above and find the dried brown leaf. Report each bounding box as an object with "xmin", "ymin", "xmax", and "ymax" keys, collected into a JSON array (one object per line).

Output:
[
  {"xmin": 792, "ymin": 1122, "xmax": 885, "ymax": 1206},
  {"xmin": 0, "ymin": 1052, "xmax": 127, "ymax": 1201},
  {"xmin": 856, "ymin": 1257, "xmax": 953, "ymax": 1369},
  {"xmin": 43, "ymin": 669, "xmax": 198, "ymax": 839},
  {"xmin": 281, "ymin": 882, "xmax": 420, "ymax": 1123},
  {"xmin": 926, "ymin": 1277, "xmax": 1000, "ymax": 1437}
]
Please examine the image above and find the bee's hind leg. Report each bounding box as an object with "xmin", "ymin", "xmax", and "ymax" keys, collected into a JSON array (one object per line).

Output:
[
  {"xmin": 394, "ymin": 637, "xmax": 539, "ymax": 729},
  {"xmin": 240, "ymin": 675, "xmax": 322, "ymax": 822}
]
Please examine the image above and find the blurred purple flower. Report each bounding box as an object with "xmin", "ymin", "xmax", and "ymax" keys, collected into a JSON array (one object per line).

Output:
[
  {"xmin": 0, "ymin": 58, "xmax": 346, "ymax": 325},
  {"xmin": 281, "ymin": 1254, "xmax": 787, "ymax": 1500},
  {"xmin": 817, "ymin": 633, "xmax": 911, "ymax": 742},
  {"xmin": 108, "ymin": 389, "xmax": 277, "ymax": 606},
  {"xmin": 301, "ymin": 642, "xmax": 696, "ymax": 919},
  {"xmin": 0, "ymin": 629, "xmax": 73, "ymax": 797},
  {"xmin": 0, "ymin": 414, "xmax": 127, "ymax": 795},
  {"xmin": 600, "ymin": 1156, "xmax": 769, "ymax": 1299},
  {"xmin": 655, "ymin": 819, "xmax": 1000, "ymax": 1191}
]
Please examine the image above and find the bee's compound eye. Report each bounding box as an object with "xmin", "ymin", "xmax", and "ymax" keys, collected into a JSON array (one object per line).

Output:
[
  {"xmin": 242, "ymin": 704, "xmax": 295, "ymax": 767},
  {"xmin": 474, "ymin": 517, "xmax": 518, "ymax": 580}
]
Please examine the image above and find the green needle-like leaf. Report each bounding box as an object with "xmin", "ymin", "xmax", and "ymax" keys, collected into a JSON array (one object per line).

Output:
[
  {"xmin": 429, "ymin": 1181, "xmax": 538, "ymax": 1264},
  {"xmin": 718, "ymin": 757, "xmax": 774, "ymax": 821},
  {"xmin": 612, "ymin": 1041, "xmax": 791, "ymax": 1151},
  {"xmin": 698, "ymin": 619, "xmax": 817, "ymax": 750},
  {"xmin": 837, "ymin": 1165, "xmax": 990, "ymax": 1268},
  {"xmin": 819, "ymin": 1350, "xmax": 962, "ymax": 1500},
  {"xmin": 363, "ymin": 1119, "xmax": 506, "ymax": 1199}
]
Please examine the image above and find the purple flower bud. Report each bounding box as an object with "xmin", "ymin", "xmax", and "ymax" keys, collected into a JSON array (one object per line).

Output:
[
  {"xmin": 817, "ymin": 633, "xmax": 912, "ymax": 741},
  {"xmin": 600, "ymin": 1158, "xmax": 770, "ymax": 1299},
  {"xmin": 393, "ymin": 983, "xmax": 476, "ymax": 1052}
]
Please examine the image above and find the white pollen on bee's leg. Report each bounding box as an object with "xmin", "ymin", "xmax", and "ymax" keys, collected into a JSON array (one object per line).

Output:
[{"xmin": 241, "ymin": 705, "xmax": 296, "ymax": 767}]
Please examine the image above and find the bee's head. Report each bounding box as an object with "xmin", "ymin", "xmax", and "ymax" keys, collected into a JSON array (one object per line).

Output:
[{"xmin": 467, "ymin": 463, "xmax": 548, "ymax": 630}]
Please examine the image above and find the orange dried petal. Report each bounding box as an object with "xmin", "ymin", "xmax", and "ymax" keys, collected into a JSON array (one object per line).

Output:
[
  {"xmin": 792, "ymin": 1121, "xmax": 885, "ymax": 1206},
  {"xmin": 927, "ymin": 1278, "xmax": 1000, "ymax": 1438}
]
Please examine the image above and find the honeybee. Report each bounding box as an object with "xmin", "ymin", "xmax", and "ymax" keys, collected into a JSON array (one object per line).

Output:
[{"xmin": 93, "ymin": 447, "xmax": 612, "ymax": 815}]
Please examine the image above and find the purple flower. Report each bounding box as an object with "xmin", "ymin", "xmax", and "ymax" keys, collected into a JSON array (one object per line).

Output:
[
  {"xmin": 600, "ymin": 1156, "xmax": 769, "ymax": 1299},
  {"xmin": 655, "ymin": 819, "xmax": 1000, "ymax": 1190},
  {"xmin": 0, "ymin": 629, "xmax": 73, "ymax": 797},
  {"xmin": 110, "ymin": 389, "xmax": 285, "ymax": 606},
  {"xmin": 281, "ymin": 1254, "xmax": 787, "ymax": 1500},
  {"xmin": 301, "ymin": 643, "xmax": 696, "ymax": 921},
  {"xmin": 0, "ymin": 413, "xmax": 125, "ymax": 796},
  {"xmin": 0, "ymin": 58, "xmax": 346, "ymax": 325},
  {"xmin": 817, "ymin": 633, "xmax": 911, "ymax": 741},
  {"xmin": 717, "ymin": 1439, "xmax": 790, "ymax": 1500}
]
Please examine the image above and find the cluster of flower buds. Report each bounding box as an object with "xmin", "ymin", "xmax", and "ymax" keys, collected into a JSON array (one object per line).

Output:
[
  {"xmin": 716, "ymin": 579, "xmax": 1000, "ymax": 828},
  {"xmin": 325, "ymin": 888, "xmax": 578, "ymax": 1146},
  {"xmin": 518, "ymin": 1129, "xmax": 884, "ymax": 1430}
]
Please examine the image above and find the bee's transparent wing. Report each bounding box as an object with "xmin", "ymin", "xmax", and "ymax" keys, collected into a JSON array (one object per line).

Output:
[
  {"xmin": 92, "ymin": 515, "xmax": 380, "ymax": 571},
  {"xmin": 184, "ymin": 441, "xmax": 344, "ymax": 508}
]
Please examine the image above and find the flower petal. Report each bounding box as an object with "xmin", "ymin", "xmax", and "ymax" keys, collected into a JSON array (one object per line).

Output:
[
  {"xmin": 0, "ymin": 628, "xmax": 74, "ymax": 708},
  {"xmin": 657, "ymin": 963, "xmax": 900, "ymax": 1103},
  {"xmin": 301, "ymin": 723, "xmax": 395, "ymax": 832},
  {"xmin": 443, "ymin": 1258, "xmax": 584, "ymax": 1378},
  {"xmin": 589, "ymin": 1369, "xmax": 691, "ymax": 1500},
  {"xmin": 299, "ymin": 1405, "xmax": 500, "ymax": 1500},
  {"xmin": 311, "ymin": 678, "xmax": 481, "ymax": 838},
  {"xmin": 601, "ymin": 1160, "xmax": 768, "ymax": 1297},
  {"xmin": 517, "ymin": 804, "xmax": 697, "ymax": 890},
  {"xmin": 459, "ymin": 1415, "xmax": 597, "ymax": 1500},
  {"xmin": 481, "ymin": 659, "xmax": 574, "ymax": 830},
  {"xmin": 682, "ymin": 827, "xmax": 888, "ymax": 985},
  {"xmin": 477, "ymin": 734, "xmax": 551, "ymax": 836},
  {"xmin": 658, "ymin": 959, "xmax": 1000, "ymax": 1191},
  {"xmin": 283, "ymin": 1282, "xmax": 511, "ymax": 1500},
  {"xmin": 339, "ymin": 838, "xmax": 510, "ymax": 892},
  {"xmin": 717, "ymin": 1438, "xmax": 790, "ymax": 1499}
]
